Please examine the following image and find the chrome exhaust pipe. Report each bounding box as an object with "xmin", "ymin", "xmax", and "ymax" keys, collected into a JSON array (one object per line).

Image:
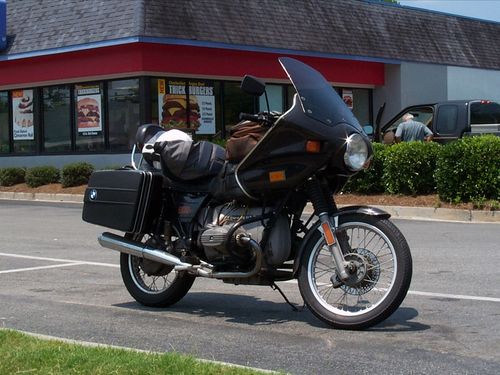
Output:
[
  {"xmin": 98, "ymin": 232, "xmax": 262, "ymax": 279},
  {"xmin": 98, "ymin": 232, "xmax": 192, "ymax": 268}
]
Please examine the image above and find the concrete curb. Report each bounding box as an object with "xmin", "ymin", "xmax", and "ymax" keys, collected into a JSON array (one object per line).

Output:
[
  {"xmin": 0, "ymin": 191, "xmax": 83, "ymax": 203},
  {"xmin": 1, "ymin": 192, "xmax": 498, "ymax": 223}
]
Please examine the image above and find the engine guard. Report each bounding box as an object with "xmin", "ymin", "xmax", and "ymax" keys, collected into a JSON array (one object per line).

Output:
[{"xmin": 292, "ymin": 205, "xmax": 391, "ymax": 277}]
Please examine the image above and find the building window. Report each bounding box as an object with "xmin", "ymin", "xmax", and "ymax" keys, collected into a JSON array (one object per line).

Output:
[
  {"xmin": 259, "ymin": 84, "xmax": 284, "ymax": 113},
  {"xmin": 12, "ymin": 88, "xmax": 37, "ymax": 153},
  {"xmin": 223, "ymin": 82, "xmax": 255, "ymax": 131},
  {"xmin": 43, "ymin": 85, "xmax": 71, "ymax": 153},
  {"xmin": 108, "ymin": 79, "xmax": 140, "ymax": 151},
  {"xmin": 351, "ymin": 88, "xmax": 371, "ymax": 127},
  {"xmin": 0, "ymin": 92, "xmax": 9, "ymax": 153},
  {"xmin": 75, "ymin": 83, "xmax": 105, "ymax": 152}
]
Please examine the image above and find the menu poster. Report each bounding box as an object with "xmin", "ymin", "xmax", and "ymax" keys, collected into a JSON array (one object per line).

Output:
[
  {"xmin": 158, "ymin": 79, "xmax": 188, "ymax": 129},
  {"xmin": 189, "ymin": 81, "xmax": 215, "ymax": 135},
  {"xmin": 342, "ymin": 89, "xmax": 354, "ymax": 109},
  {"xmin": 12, "ymin": 89, "xmax": 34, "ymax": 140},
  {"xmin": 158, "ymin": 79, "xmax": 216, "ymax": 134},
  {"xmin": 76, "ymin": 85, "xmax": 102, "ymax": 136}
]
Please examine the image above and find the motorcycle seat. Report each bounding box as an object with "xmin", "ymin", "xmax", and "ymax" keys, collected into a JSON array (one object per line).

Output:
[{"xmin": 136, "ymin": 124, "xmax": 225, "ymax": 183}]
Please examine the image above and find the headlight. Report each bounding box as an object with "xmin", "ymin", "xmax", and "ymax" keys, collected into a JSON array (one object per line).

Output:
[{"xmin": 344, "ymin": 133, "xmax": 369, "ymax": 171}]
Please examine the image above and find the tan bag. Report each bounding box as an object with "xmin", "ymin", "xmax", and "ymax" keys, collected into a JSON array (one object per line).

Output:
[{"xmin": 225, "ymin": 120, "xmax": 267, "ymax": 163}]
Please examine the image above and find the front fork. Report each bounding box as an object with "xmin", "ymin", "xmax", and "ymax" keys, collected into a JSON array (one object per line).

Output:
[{"xmin": 307, "ymin": 178, "xmax": 350, "ymax": 281}]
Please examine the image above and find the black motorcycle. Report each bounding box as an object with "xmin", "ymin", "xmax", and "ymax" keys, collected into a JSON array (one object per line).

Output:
[{"xmin": 83, "ymin": 57, "xmax": 412, "ymax": 330}]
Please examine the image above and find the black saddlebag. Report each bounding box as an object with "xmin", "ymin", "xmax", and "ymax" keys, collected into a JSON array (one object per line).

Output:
[{"xmin": 82, "ymin": 169, "xmax": 163, "ymax": 233}]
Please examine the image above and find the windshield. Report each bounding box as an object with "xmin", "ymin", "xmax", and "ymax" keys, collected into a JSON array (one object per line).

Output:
[{"xmin": 279, "ymin": 57, "xmax": 362, "ymax": 131}]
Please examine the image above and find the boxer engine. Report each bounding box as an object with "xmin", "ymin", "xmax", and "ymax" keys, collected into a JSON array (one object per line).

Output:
[{"xmin": 198, "ymin": 204, "xmax": 291, "ymax": 266}]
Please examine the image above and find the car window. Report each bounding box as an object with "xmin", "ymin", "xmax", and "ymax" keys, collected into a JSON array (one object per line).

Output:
[
  {"xmin": 436, "ymin": 105, "xmax": 458, "ymax": 134},
  {"xmin": 470, "ymin": 101, "xmax": 500, "ymax": 124},
  {"xmin": 382, "ymin": 107, "xmax": 434, "ymax": 144}
]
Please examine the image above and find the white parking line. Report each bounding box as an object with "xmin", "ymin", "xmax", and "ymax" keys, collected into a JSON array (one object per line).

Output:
[
  {"xmin": 407, "ymin": 290, "xmax": 500, "ymax": 303},
  {"xmin": 283, "ymin": 279, "xmax": 500, "ymax": 303},
  {"xmin": 0, "ymin": 262, "xmax": 85, "ymax": 274},
  {"xmin": 1, "ymin": 252, "xmax": 499, "ymax": 303},
  {"xmin": 0, "ymin": 252, "xmax": 119, "ymax": 268}
]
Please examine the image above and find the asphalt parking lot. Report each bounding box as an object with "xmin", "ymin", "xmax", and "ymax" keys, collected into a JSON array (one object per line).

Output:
[{"xmin": 1, "ymin": 200, "xmax": 500, "ymax": 374}]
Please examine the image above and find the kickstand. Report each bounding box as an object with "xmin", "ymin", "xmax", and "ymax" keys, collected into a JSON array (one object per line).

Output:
[{"xmin": 271, "ymin": 282, "xmax": 300, "ymax": 312}]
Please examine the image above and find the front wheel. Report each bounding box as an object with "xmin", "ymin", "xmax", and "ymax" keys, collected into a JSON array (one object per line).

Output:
[
  {"xmin": 298, "ymin": 214, "xmax": 412, "ymax": 330},
  {"xmin": 120, "ymin": 233, "xmax": 195, "ymax": 307}
]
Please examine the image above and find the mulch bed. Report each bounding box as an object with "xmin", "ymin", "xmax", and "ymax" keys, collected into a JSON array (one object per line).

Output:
[{"xmin": 0, "ymin": 184, "xmax": 496, "ymax": 211}]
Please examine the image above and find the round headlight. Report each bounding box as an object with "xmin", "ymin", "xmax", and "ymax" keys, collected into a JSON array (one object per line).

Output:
[{"xmin": 344, "ymin": 133, "xmax": 369, "ymax": 171}]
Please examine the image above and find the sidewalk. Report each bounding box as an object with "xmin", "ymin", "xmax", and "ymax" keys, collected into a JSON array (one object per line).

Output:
[{"xmin": 0, "ymin": 191, "xmax": 498, "ymax": 223}]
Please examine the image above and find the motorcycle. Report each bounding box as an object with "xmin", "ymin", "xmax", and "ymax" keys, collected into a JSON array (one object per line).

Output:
[{"xmin": 83, "ymin": 57, "xmax": 412, "ymax": 330}]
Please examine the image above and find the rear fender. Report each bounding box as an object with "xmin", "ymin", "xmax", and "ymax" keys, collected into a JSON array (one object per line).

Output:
[{"xmin": 292, "ymin": 205, "xmax": 390, "ymax": 276}]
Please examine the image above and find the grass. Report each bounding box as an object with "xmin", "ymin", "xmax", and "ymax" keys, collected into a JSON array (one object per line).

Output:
[{"xmin": 0, "ymin": 329, "xmax": 272, "ymax": 375}]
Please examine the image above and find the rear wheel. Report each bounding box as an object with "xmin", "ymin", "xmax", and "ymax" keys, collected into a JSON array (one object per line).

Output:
[
  {"xmin": 120, "ymin": 233, "xmax": 195, "ymax": 307},
  {"xmin": 298, "ymin": 214, "xmax": 412, "ymax": 330}
]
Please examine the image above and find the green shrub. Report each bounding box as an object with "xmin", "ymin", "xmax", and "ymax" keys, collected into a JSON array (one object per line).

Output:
[
  {"xmin": 25, "ymin": 166, "xmax": 60, "ymax": 188},
  {"xmin": 0, "ymin": 167, "xmax": 26, "ymax": 186},
  {"xmin": 61, "ymin": 162, "xmax": 94, "ymax": 187},
  {"xmin": 343, "ymin": 142, "xmax": 388, "ymax": 194},
  {"xmin": 435, "ymin": 135, "xmax": 500, "ymax": 203},
  {"xmin": 384, "ymin": 141, "xmax": 441, "ymax": 195},
  {"xmin": 210, "ymin": 137, "xmax": 227, "ymax": 148}
]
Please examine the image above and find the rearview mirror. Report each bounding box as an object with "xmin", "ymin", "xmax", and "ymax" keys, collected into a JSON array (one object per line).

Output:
[{"xmin": 241, "ymin": 75, "xmax": 266, "ymax": 96}]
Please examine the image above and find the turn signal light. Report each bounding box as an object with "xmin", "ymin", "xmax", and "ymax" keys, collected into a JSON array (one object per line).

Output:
[
  {"xmin": 306, "ymin": 140, "xmax": 321, "ymax": 153},
  {"xmin": 269, "ymin": 170, "xmax": 286, "ymax": 183}
]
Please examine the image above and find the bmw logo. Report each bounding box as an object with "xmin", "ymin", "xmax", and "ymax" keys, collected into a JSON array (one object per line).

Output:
[{"xmin": 89, "ymin": 189, "xmax": 98, "ymax": 200}]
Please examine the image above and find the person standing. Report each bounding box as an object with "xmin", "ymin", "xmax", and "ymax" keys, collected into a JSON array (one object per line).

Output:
[{"xmin": 395, "ymin": 113, "xmax": 433, "ymax": 142}]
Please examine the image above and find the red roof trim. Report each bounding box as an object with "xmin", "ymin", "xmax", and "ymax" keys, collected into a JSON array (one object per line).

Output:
[{"xmin": 0, "ymin": 42, "xmax": 384, "ymax": 88}]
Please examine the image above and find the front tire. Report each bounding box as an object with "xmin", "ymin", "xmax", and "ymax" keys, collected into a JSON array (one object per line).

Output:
[
  {"xmin": 298, "ymin": 214, "xmax": 412, "ymax": 330},
  {"xmin": 120, "ymin": 233, "xmax": 195, "ymax": 307}
]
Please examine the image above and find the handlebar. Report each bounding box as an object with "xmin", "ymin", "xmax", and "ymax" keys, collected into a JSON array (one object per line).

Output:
[
  {"xmin": 239, "ymin": 111, "xmax": 282, "ymax": 126},
  {"xmin": 239, "ymin": 112, "xmax": 260, "ymax": 122}
]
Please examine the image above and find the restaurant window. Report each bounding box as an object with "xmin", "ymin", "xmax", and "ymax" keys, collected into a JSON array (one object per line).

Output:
[
  {"xmin": 108, "ymin": 79, "xmax": 140, "ymax": 151},
  {"xmin": 75, "ymin": 83, "xmax": 105, "ymax": 152},
  {"xmin": 43, "ymin": 85, "xmax": 71, "ymax": 153},
  {"xmin": 12, "ymin": 88, "xmax": 37, "ymax": 153},
  {"xmin": 259, "ymin": 85, "xmax": 284, "ymax": 113},
  {"xmin": 152, "ymin": 78, "xmax": 222, "ymax": 137},
  {"xmin": 223, "ymin": 82, "xmax": 255, "ymax": 131},
  {"xmin": 0, "ymin": 92, "xmax": 9, "ymax": 153},
  {"xmin": 351, "ymin": 89, "xmax": 371, "ymax": 127}
]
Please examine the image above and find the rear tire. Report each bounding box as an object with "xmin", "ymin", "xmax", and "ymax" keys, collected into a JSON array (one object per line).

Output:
[
  {"xmin": 298, "ymin": 214, "xmax": 412, "ymax": 330},
  {"xmin": 120, "ymin": 234, "xmax": 195, "ymax": 307}
]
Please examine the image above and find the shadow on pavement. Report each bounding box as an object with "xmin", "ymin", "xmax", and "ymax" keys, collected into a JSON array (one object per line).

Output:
[{"xmin": 114, "ymin": 292, "xmax": 429, "ymax": 332}]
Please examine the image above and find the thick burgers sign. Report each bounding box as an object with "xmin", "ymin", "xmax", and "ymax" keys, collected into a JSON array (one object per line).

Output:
[{"xmin": 158, "ymin": 79, "xmax": 215, "ymax": 135}]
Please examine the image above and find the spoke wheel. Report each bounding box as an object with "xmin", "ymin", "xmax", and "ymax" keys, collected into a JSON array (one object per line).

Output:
[
  {"xmin": 120, "ymin": 233, "xmax": 195, "ymax": 307},
  {"xmin": 299, "ymin": 214, "xmax": 412, "ymax": 330}
]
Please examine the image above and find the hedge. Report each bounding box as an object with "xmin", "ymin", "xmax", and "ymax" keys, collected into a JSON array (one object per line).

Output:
[
  {"xmin": 0, "ymin": 167, "xmax": 26, "ymax": 186},
  {"xmin": 383, "ymin": 141, "xmax": 441, "ymax": 195},
  {"xmin": 343, "ymin": 136, "xmax": 499, "ymax": 203},
  {"xmin": 24, "ymin": 166, "xmax": 60, "ymax": 188},
  {"xmin": 61, "ymin": 162, "xmax": 94, "ymax": 187},
  {"xmin": 435, "ymin": 135, "xmax": 500, "ymax": 203}
]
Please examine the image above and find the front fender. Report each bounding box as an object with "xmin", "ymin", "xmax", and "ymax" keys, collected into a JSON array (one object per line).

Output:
[{"xmin": 292, "ymin": 205, "xmax": 391, "ymax": 276}]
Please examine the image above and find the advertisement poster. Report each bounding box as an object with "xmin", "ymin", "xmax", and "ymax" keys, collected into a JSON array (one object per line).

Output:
[
  {"xmin": 342, "ymin": 89, "xmax": 354, "ymax": 109},
  {"xmin": 158, "ymin": 79, "xmax": 188, "ymax": 129},
  {"xmin": 158, "ymin": 79, "xmax": 215, "ymax": 134},
  {"xmin": 12, "ymin": 89, "xmax": 34, "ymax": 140},
  {"xmin": 189, "ymin": 81, "xmax": 215, "ymax": 135},
  {"xmin": 76, "ymin": 85, "xmax": 102, "ymax": 136}
]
